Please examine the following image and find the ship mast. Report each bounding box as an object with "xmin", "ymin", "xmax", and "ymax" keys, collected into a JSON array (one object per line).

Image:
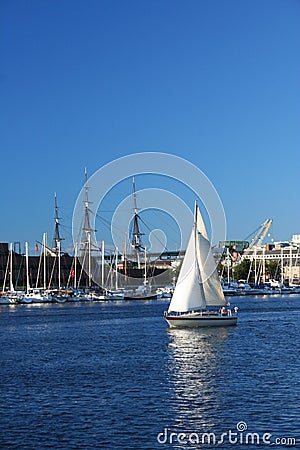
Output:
[
  {"xmin": 53, "ymin": 193, "xmax": 63, "ymax": 290},
  {"xmin": 82, "ymin": 168, "xmax": 95, "ymax": 288},
  {"xmin": 53, "ymin": 193, "xmax": 63, "ymax": 252},
  {"xmin": 131, "ymin": 177, "xmax": 144, "ymax": 269}
]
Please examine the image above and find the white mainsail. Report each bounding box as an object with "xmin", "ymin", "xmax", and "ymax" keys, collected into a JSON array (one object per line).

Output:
[
  {"xmin": 168, "ymin": 226, "xmax": 205, "ymax": 313},
  {"xmin": 168, "ymin": 203, "xmax": 225, "ymax": 313},
  {"xmin": 195, "ymin": 203, "xmax": 208, "ymax": 240}
]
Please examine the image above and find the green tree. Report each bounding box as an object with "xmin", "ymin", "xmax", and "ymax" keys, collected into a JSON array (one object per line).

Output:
[
  {"xmin": 232, "ymin": 259, "xmax": 251, "ymax": 282},
  {"xmin": 266, "ymin": 260, "xmax": 279, "ymax": 280}
]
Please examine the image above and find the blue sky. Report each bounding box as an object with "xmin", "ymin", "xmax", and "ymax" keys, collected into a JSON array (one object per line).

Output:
[{"xmin": 1, "ymin": 0, "xmax": 299, "ymax": 254}]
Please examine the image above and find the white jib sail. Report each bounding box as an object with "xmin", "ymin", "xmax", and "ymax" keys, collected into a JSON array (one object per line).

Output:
[
  {"xmin": 193, "ymin": 203, "xmax": 226, "ymax": 307},
  {"xmin": 168, "ymin": 225, "xmax": 206, "ymax": 313},
  {"xmin": 196, "ymin": 231, "xmax": 226, "ymax": 307}
]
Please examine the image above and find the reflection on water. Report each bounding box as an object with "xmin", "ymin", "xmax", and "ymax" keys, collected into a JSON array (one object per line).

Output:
[{"xmin": 167, "ymin": 328, "xmax": 229, "ymax": 431}]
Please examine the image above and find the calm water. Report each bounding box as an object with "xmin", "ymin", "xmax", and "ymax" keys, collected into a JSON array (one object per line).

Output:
[{"xmin": 0, "ymin": 295, "xmax": 299, "ymax": 449}]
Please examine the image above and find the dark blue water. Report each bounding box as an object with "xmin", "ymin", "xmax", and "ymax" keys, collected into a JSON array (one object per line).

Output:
[{"xmin": 0, "ymin": 296, "xmax": 299, "ymax": 449}]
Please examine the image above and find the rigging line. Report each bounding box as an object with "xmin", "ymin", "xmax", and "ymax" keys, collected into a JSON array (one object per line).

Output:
[
  {"xmin": 134, "ymin": 197, "xmax": 181, "ymax": 235},
  {"xmin": 95, "ymin": 216, "xmax": 131, "ymax": 246},
  {"xmin": 95, "ymin": 213, "xmax": 127, "ymax": 236},
  {"xmin": 97, "ymin": 209, "xmax": 133, "ymax": 213},
  {"xmin": 59, "ymin": 223, "xmax": 73, "ymax": 234},
  {"xmin": 137, "ymin": 215, "xmax": 170, "ymax": 252}
]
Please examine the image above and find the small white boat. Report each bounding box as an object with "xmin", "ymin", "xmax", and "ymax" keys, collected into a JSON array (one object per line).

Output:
[
  {"xmin": 21, "ymin": 290, "xmax": 51, "ymax": 304},
  {"xmin": 107, "ymin": 289, "xmax": 125, "ymax": 300},
  {"xmin": 19, "ymin": 243, "xmax": 51, "ymax": 304},
  {"xmin": 221, "ymin": 282, "xmax": 238, "ymax": 296},
  {"xmin": 124, "ymin": 285, "xmax": 159, "ymax": 300},
  {"xmin": 165, "ymin": 203, "xmax": 238, "ymax": 328},
  {"xmin": 92, "ymin": 290, "xmax": 125, "ymax": 301}
]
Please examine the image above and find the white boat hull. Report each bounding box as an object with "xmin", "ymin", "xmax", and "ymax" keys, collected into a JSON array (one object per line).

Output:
[{"xmin": 165, "ymin": 313, "xmax": 237, "ymax": 328}]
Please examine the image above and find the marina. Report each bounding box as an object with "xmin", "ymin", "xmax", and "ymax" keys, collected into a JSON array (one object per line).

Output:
[{"xmin": 1, "ymin": 175, "xmax": 299, "ymax": 307}]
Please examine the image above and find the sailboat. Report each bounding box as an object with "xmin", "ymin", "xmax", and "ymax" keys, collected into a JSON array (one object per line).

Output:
[
  {"xmin": 164, "ymin": 203, "xmax": 238, "ymax": 328},
  {"xmin": 48, "ymin": 193, "xmax": 68, "ymax": 303},
  {"xmin": 1, "ymin": 243, "xmax": 19, "ymax": 304},
  {"xmin": 20, "ymin": 242, "xmax": 50, "ymax": 304}
]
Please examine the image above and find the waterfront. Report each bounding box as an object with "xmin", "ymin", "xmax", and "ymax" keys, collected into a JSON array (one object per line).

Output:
[{"xmin": 0, "ymin": 295, "xmax": 299, "ymax": 449}]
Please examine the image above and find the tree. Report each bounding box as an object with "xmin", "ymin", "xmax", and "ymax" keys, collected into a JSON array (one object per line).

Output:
[
  {"xmin": 266, "ymin": 260, "xmax": 279, "ymax": 280},
  {"xmin": 232, "ymin": 259, "xmax": 251, "ymax": 282}
]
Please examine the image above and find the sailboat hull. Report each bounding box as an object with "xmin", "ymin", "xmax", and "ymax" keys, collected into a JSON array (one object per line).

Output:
[{"xmin": 165, "ymin": 313, "xmax": 237, "ymax": 328}]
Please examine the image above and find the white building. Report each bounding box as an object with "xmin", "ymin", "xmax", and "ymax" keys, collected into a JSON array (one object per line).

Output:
[{"xmin": 291, "ymin": 234, "xmax": 300, "ymax": 246}]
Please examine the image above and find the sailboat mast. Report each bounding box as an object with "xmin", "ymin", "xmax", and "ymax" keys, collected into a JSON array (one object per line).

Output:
[
  {"xmin": 25, "ymin": 242, "xmax": 30, "ymax": 294},
  {"xmin": 131, "ymin": 177, "xmax": 143, "ymax": 269},
  {"xmin": 88, "ymin": 232, "xmax": 91, "ymax": 288},
  {"xmin": 84, "ymin": 169, "xmax": 92, "ymax": 287},
  {"xmin": 101, "ymin": 240, "xmax": 105, "ymax": 287},
  {"xmin": 262, "ymin": 246, "xmax": 266, "ymax": 284},
  {"xmin": 115, "ymin": 247, "xmax": 118, "ymax": 290},
  {"xmin": 53, "ymin": 193, "xmax": 62, "ymax": 250},
  {"xmin": 289, "ymin": 246, "xmax": 292, "ymax": 286},
  {"xmin": 82, "ymin": 168, "xmax": 96, "ymax": 288},
  {"xmin": 9, "ymin": 243, "xmax": 14, "ymax": 292},
  {"xmin": 52, "ymin": 194, "xmax": 64, "ymax": 289},
  {"xmin": 58, "ymin": 240, "xmax": 61, "ymax": 291},
  {"xmin": 43, "ymin": 233, "xmax": 47, "ymax": 290},
  {"xmin": 281, "ymin": 246, "xmax": 284, "ymax": 284},
  {"xmin": 74, "ymin": 242, "xmax": 78, "ymax": 289},
  {"xmin": 144, "ymin": 246, "xmax": 147, "ymax": 285},
  {"xmin": 123, "ymin": 233, "xmax": 127, "ymax": 277}
]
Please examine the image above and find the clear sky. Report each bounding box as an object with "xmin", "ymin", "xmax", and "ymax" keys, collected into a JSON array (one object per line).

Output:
[{"xmin": 1, "ymin": 0, "xmax": 299, "ymax": 254}]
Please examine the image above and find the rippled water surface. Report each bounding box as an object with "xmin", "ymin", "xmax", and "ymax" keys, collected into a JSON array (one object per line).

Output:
[{"xmin": 1, "ymin": 295, "xmax": 299, "ymax": 449}]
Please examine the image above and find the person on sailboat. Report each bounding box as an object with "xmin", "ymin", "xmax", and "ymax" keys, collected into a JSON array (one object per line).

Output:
[{"xmin": 221, "ymin": 306, "xmax": 227, "ymax": 316}]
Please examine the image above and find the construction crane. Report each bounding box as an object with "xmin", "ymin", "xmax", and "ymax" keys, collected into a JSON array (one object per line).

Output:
[
  {"xmin": 219, "ymin": 218, "xmax": 273, "ymax": 262},
  {"xmin": 245, "ymin": 219, "xmax": 273, "ymax": 250}
]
